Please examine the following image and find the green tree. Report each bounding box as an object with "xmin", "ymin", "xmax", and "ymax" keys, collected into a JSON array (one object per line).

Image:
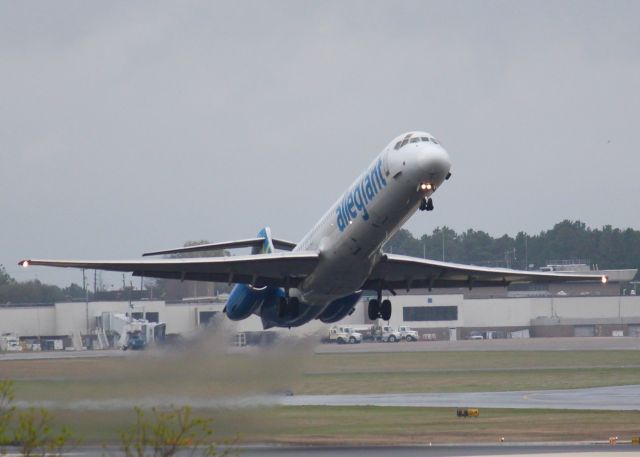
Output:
[
  {"xmin": 118, "ymin": 406, "xmax": 230, "ymax": 457},
  {"xmin": 386, "ymin": 220, "xmax": 640, "ymax": 278},
  {"xmin": 0, "ymin": 265, "xmax": 15, "ymax": 286}
]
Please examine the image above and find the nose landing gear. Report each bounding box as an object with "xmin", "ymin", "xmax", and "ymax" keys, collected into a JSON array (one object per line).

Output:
[{"xmin": 420, "ymin": 197, "xmax": 434, "ymax": 212}]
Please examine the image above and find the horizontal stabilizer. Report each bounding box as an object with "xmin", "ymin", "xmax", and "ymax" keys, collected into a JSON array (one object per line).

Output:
[{"xmin": 142, "ymin": 237, "xmax": 297, "ymax": 257}]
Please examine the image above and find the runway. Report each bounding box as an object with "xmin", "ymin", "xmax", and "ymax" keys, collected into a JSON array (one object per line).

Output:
[
  {"xmin": 3, "ymin": 337, "xmax": 640, "ymax": 362},
  {"xmin": 14, "ymin": 385, "xmax": 640, "ymax": 412},
  {"xmin": 4, "ymin": 444, "xmax": 639, "ymax": 456},
  {"xmin": 316, "ymin": 337, "xmax": 640, "ymax": 353},
  {"xmin": 0, "ymin": 349, "xmax": 124, "ymax": 361},
  {"xmin": 281, "ymin": 385, "xmax": 640, "ymax": 411}
]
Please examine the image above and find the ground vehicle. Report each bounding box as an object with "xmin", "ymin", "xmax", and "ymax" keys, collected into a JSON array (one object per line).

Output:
[
  {"xmin": 123, "ymin": 330, "xmax": 146, "ymax": 350},
  {"xmin": 98, "ymin": 312, "xmax": 166, "ymax": 350},
  {"xmin": 379, "ymin": 326, "xmax": 402, "ymax": 342},
  {"xmin": 397, "ymin": 326, "xmax": 419, "ymax": 342},
  {"xmin": 0, "ymin": 334, "xmax": 22, "ymax": 352},
  {"xmin": 327, "ymin": 326, "xmax": 362, "ymax": 344},
  {"xmin": 468, "ymin": 331, "xmax": 484, "ymax": 340}
]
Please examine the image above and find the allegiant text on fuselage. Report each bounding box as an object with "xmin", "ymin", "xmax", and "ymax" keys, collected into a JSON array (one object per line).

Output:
[{"xmin": 336, "ymin": 158, "xmax": 387, "ymax": 232}]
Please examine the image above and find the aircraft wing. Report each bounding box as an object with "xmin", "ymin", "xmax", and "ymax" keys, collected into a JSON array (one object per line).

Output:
[
  {"xmin": 19, "ymin": 252, "xmax": 319, "ymax": 288},
  {"xmin": 363, "ymin": 253, "xmax": 607, "ymax": 291}
]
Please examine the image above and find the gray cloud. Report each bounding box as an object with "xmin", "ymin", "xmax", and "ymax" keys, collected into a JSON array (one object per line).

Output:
[{"xmin": 2, "ymin": 0, "xmax": 639, "ymax": 286}]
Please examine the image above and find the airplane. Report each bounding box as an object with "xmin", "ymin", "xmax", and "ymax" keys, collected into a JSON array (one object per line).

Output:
[{"xmin": 19, "ymin": 131, "xmax": 607, "ymax": 329}]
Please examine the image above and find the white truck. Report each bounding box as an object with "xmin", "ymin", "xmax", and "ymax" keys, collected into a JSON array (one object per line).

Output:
[
  {"xmin": 0, "ymin": 333, "xmax": 22, "ymax": 352},
  {"xmin": 327, "ymin": 326, "xmax": 362, "ymax": 344},
  {"xmin": 397, "ymin": 326, "xmax": 419, "ymax": 342},
  {"xmin": 379, "ymin": 326, "xmax": 402, "ymax": 343}
]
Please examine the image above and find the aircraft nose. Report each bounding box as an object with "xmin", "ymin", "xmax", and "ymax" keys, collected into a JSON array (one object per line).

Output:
[{"xmin": 420, "ymin": 145, "xmax": 451, "ymax": 179}]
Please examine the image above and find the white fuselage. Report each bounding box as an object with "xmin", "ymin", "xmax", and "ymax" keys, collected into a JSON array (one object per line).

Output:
[{"xmin": 290, "ymin": 131, "xmax": 451, "ymax": 321}]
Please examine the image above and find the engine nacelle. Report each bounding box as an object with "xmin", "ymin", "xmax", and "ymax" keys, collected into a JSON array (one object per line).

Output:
[
  {"xmin": 225, "ymin": 284, "xmax": 279, "ymax": 321},
  {"xmin": 318, "ymin": 292, "xmax": 362, "ymax": 324}
]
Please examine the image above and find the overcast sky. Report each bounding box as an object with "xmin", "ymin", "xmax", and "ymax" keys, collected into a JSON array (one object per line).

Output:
[{"xmin": 1, "ymin": 0, "xmax": 639, "ymax": 287}]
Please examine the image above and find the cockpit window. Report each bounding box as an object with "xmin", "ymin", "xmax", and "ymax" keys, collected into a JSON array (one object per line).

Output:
[{"xmin": 395, "ymin": 134, "xmax": 440, "ymax": 150}]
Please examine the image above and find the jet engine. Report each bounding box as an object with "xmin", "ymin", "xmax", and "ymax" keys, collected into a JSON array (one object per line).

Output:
[{"xmin": 225, "ymin": 284, "xmax": 280, "ymax": 321}]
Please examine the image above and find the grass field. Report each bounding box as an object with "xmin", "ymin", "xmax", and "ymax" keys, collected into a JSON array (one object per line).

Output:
[
  {"xmin": 39, "ymin": 407, "xmax": 640, "ymax": 444},
  {"xmin": 2, "ymin": 347, "xmax": 640, "ymax": 444},
  {"xmin": 3, "ymin": 349, "xmax": 640, "ymax": 398}
]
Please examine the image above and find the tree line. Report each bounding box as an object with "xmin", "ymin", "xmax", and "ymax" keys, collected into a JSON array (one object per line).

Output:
[
  {"xmin": 385, "ymin": 220, "xmax": 640, "ymax": 272},
  {"xmin": 0, "ymin": 267, "xmax": 86, "ymax": 304},
  {"xmin": 2, "ymin": 220, "xmax": 638, "ymax": 304}
]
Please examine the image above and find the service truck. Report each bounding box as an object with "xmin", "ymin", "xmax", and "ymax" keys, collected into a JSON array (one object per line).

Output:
[
  {"xmin": 379, "ymin": 326, "xmax": 402, "ymax": 343},
  {"xmin": 397, "ymin": 326, "xmax": 419, "ymax": 342},
  {"xmin": 327, "ymin": 326, "xmax": 362, "ymax": 344},
  {"xmin": 0, "ymin": 333, "xmax": 21, "ymax": 352}
]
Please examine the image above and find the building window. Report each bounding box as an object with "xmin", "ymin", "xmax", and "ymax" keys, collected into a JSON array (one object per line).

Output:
[
  {"xmin": 199, "ymin": 311, "xmax": 218, "ymax": 326},
  {"xmin": 131, "ymin": 312, "xmax": 143, "ymax": 320},
  {"xmin": 145, "ymin": 312, "xmax": 159, "ymax": 323},
  {"xmin": 427, "ymin": 298, "xmax": 433, "ymax": 304},
  {"xmin": 403, "ymin": 306, "xmax": 458, "ymax": 321}
]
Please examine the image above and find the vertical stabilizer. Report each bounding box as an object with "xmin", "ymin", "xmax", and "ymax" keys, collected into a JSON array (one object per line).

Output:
[{"xmin": 252, "ymin": 227, "xmax": 275, "ymax": 255}]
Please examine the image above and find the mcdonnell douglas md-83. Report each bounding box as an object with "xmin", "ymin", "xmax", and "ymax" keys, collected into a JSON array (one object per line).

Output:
[{"xmin": 20, "ymin": 131, "xmax": 607, "ymax": 329}]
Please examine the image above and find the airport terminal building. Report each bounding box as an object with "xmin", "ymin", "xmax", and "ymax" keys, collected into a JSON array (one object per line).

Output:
[{"xmin": 1, "ymin": 265, "xmax": 638, "ymax": 349}]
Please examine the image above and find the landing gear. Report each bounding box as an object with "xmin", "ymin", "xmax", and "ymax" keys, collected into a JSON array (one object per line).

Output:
[
  {"xmin": 368, "ymin": 299, "xmax": 379, "ymax": 320},
  {"xmin": 380, "ymin": 299, "xmax": 392, "ymax": 321},
  {"xmin": 420, "ymin": 197, "xmax": 434, "ymax": 211},
  {"xmin": 278, "ymin": 296, "xmax": 300, "ymax": 318},
  {"xmin": 368, "ymin": 298, "xmax": 392, "ymax": 321}
]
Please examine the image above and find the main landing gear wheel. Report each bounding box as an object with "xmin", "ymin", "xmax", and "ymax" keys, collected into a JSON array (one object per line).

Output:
[
  {"xmin": 380, "ymin": 299, "xmax": 392, "ymax": 321},
  {"xmin": 368, "ymin": 299, "xmax": 379, "ymax": 321},
  {"xmin": 278, "ymin": 297, "xmax": 287, "ymax": 318},
  {"xmin": 278, "ymin": 296, "xmax": 300, "ymax": 317},
  {"xmin": 368, "ymin": 298, "xmax": 392, "ymax": 321}
]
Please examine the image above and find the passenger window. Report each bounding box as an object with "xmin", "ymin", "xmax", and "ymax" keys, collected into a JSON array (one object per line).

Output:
[{"xmin": 410, "ymin": 138, "xmax": 419, "ymax": 143}]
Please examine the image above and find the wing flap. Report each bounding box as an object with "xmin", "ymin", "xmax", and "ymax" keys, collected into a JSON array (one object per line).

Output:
[{"xmin": 363, "ymin": 253, "xmax": 607, "ymax": 290}]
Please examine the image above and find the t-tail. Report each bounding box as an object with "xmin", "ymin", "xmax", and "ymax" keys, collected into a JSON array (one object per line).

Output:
[
  {"xmin": 252, "ymin": 227, "xmax": 275, "ymax": 255},
  {"xmin": 225, "ymin": 227, "xmax": 281, "ymax": 321}
]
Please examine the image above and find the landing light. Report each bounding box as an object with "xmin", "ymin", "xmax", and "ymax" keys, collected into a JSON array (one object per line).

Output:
[
  {"xmin": 601, "ymin": 276, "xmax": 608, "ymax": 284},
  {"xmin": 21, "ymin": 260, "xmax": 30, "ymax": 268},
  {"xmin": 420, "ymin": 183, "xmax": 433, "ymax": 191}
]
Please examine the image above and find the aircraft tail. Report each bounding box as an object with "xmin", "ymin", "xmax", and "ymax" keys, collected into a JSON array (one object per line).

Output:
[{"xmin": 251, "ymin": 227, "xmax": 275, "ymax": 254}]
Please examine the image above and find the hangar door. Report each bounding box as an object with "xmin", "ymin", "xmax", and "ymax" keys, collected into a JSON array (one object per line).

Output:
[{"xmin": 574, "ymin": 325, "xmax": 595, "ymax": 337}]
